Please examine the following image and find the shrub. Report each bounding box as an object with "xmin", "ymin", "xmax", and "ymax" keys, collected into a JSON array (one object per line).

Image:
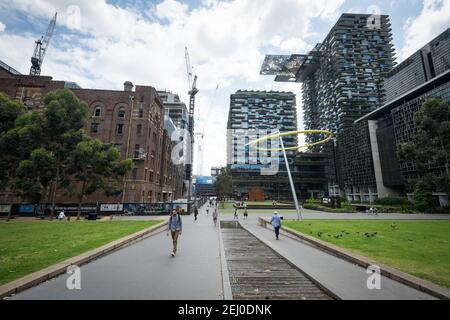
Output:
[
  {"xmin": 413, "ymin": 186, "xmax": 437, "ymax": 212},
  {"xmin": 375, "ymin": 196, "xmax": 410, "ymax": 206}
]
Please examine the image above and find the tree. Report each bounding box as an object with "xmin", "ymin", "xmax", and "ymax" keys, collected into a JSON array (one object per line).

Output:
[
  {"xmin": 41, "ymin": 89, "xmax": 89, "ymax": 219},
  {"xmin": 214, "ymin": 168, "xmax": 233, "ymax": 207},
  {"xmin": 67, "ymin": 137, "xmax": 132, "ymax": 220},
  {"xmin": 398, "ymin": 98, "xmax": 450, "ymax": 207},
  {"xmin": 0, "ymin": 97, "xmax": 43, "ymax": 221},
  {"xmin": 14, "ymin": 148, "xmax": 56, "ymax": 205},
  {"xmin": 0, "ymin": 94, "xmax": 30, "ymax": 187},
  {"xmin": 0, "ymin": 92, "xmax": 26, "ymax": 134}
]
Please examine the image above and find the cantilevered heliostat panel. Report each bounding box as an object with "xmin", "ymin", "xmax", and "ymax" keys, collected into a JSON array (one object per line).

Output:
[{"xmin": 260, "ymin": 54, "xmax": 306, "ymax": 82}]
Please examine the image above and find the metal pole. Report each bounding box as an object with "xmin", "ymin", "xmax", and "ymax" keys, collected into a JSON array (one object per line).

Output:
[{"xmin": 278, "ymin": 134, "xmax": 302, "ymax": 220}]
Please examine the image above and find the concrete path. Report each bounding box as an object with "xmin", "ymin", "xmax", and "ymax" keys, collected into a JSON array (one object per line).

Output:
[
  {"xmin": 11, "ymin": 205, "xmax": 223, "ymax": 300},
  {"xmin": 239, "ymin": 219, "xmax": 436, "ymax": 300}
]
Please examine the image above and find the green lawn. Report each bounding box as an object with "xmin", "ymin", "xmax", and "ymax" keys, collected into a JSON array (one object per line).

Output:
[
  {"xmin": 220, "ymin": 201, "xmax": 293, "ymax": 211},
  {"xmin": 218, "ymin": 207, "xmax": 313, "ymax": 215},
  {"xmin": 0, "ymin": 220, "xmax": 161, "ymax": 285},
  {"xmin": 284, "ymin": 220, "xmax": 450, "ymax": 289}
]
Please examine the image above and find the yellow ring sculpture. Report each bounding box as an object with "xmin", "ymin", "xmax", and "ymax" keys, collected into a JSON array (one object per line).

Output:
[{"xmin": 248, "ymin": 130, "xmax": 333, "ymax": 151}]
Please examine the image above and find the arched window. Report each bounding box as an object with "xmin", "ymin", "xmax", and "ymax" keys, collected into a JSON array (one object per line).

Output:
[
  {"xmin": 118, "ymin": 106, "xmax": 126, "ymax": 118},
  {"xmin": 93, "ymin": 105, "xmax": 101, "ymax": 117}
]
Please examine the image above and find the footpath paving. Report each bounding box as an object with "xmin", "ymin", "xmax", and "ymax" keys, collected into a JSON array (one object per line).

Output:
[
  {"xmin": 238, "ymin": 219, "xmax": 436, "ymax": 300},
  {"xmin": 11, "ymin": 205, "xmax": 223, "ymax": 300}
]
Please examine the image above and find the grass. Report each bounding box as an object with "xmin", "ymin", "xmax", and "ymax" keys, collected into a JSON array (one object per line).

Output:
[
  {"xmin": 0, "ymin": 220, "xmax": 161, "ymax": 285},
  {"xmin": 283, "ymin": 220, "xmax": 450, "ymax": 289},
  {"xmin": 303, "ymin": 203, "xmax": 357, "ymax": 213},
  {"xmin": 218, "ymin": 207, "xmax": 319, "ymax": 215},
  {"xmin": 220, "ymin": 201, "xmax": 293, "ymax": 210}
]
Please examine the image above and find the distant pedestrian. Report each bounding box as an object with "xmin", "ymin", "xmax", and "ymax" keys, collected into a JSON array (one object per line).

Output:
[
  {"xmin": 58, "ymin": 210, "xmax": 66, "ymax": 221},
  {"xmin": 212, "ymin": 208, "xmax": 218, "ymax": 227},
  {"xmin": 206, "ymin": 206, "xmax": 210, "ymax": 215},
  {"xmin": 270, "ymin": 211, "xmax": 283, "ymax": 240},
  {"xmin": 194, "ymin": 207, "xmax": 199, "ymax": 221},
  {"xmin": 167, "ymin": 210, "xmax": 183, "ymax": 257},
  {"xmin": 234, "ymin": 207, "xmax": 238, "ymax": 220},
  {"xmin": 243, "ymin": 208, "xmax": 248, "ymax": 220}
]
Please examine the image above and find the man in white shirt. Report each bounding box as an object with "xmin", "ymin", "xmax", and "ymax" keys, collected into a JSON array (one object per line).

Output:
[{"xmin": 58, "ymin": 210, "xmax": 66, "ymax": 221}]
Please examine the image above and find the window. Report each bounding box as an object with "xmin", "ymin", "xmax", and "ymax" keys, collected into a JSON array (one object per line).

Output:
[
  {"xmin": 91, "ymin": 123, "xmax": 99, "ymax": 133},
  {"xmin": 118, "ymin": 107, "xmax": 126, "ymax": 118},
  {"xmin": 134, "ymin": 144, "xmax": 140, "ymax": 158},
  {"xmin": 114, "ymin": 144, "xmax": 121, "ymax": 154},
  {"xmin": 116, "ymin": 124, "xmax": 124, "ymax": 134},
  {"xmin": 137, "ymin": 124, "xmax": 142, "ymax": 135},
  {"xmin": 149, "ymin": 171, "xmax": 154, "ymax": 182},
  {"xmin": 132, "ymin": 168, "xmax": 138, "ymax": 180},
  {"xmin": 139, "ymin": 104, "xmax": 144, "ymax": 118},
  {"xmin": 93, "ymin": 105, "xmax": 101, "ymax": 117}
]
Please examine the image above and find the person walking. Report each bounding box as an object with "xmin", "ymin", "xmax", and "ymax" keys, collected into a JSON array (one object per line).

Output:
[
  {"xmin": 212, "ymin": 207, "xmax": 218, "ymax": 227},
  {"xmin": 194, "ymin": 206, "xmax": 199, "ymax": 221},
  {"xmin": 234, "ymin": 207, "xmax": 239, "ymax": 220},
  {"xmin": 270, "ymin": 211, "xmax": 283, "ymax": 240},
  {"xmin": 167, "ymin": 210, "xmax": 183, "ymax": 257},
  {"xmin": 243, "ymin": 207, "xmax": 248, "ymax": 220},
  {"xmin": 206, "ymin": 205, "xmax": 210, "ymax": 215}
]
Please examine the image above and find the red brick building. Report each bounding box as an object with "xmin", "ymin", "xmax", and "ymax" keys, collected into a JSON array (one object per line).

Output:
[{"xmin": 0, "ymin": 62, "xmax": 183, "ymax": 204}]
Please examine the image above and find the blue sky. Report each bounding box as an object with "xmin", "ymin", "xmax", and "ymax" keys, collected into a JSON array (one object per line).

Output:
[{"xmin": 0, "ymin": 0, "xmax": 449, "ymax": 174}]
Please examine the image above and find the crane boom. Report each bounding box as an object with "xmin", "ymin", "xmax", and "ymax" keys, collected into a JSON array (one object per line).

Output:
[
  {"xmin": 30, "ymin": 12, "xmax": 57, "ymax": 76},
  {"xmin": 185, "ymin": 46, "xmax": 193, "ymax": 91}
]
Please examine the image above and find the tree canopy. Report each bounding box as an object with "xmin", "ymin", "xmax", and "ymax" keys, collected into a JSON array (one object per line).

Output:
[
  {"xmin": 0, "ymin": 89, "xmax": 132, "ymax": 220},
  {"xmin": 398, "ymin": 98, "xmax": 450, "ymax": 207}
]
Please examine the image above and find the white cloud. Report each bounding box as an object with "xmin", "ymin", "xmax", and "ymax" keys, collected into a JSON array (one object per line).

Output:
[
  {"xmin": 399, "ymin": 0, "xmax": 450, "ymax": 61},
  {"xmin": 0, "ymin": 0, "xmax": 346, "ymax": 174},
  {"xmin": 156, "ymin": 0, "xmax": 189, "ymax": 22},
  {"xmin": 0, "ymin": 21, "xmax": 5, "ymax": 32}
]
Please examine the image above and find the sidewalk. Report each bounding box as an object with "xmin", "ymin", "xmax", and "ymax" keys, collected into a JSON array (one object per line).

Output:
[
  {"xmin": 240, "ymin": 220, "xmax": 436, "ymax": 300},
  {"xmin": 11, "ymin": 204, "xmax": 223, "ymax": 300}
]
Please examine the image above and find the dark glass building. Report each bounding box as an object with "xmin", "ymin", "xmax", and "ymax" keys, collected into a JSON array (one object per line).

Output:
[{"xmin": 352, "ymin": 28, "xmax": 450, "ymax": 205}]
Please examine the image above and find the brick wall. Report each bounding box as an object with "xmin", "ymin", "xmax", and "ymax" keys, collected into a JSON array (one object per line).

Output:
[{"xmin": 0, "ymin": 75, "xmax": 184, "ymax": 204}]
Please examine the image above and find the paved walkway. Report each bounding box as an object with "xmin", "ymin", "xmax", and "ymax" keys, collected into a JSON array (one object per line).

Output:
[
  {"xmin": 239, "ymin": 219, "xmax": 436, "ymax": 300},
  {"xmin": 12, "ymin": 205, "xmax": 223, "ymax": 300},
  {"xmin": 9, "ymin": 204, "xmax": 444, "ymax": 300}
]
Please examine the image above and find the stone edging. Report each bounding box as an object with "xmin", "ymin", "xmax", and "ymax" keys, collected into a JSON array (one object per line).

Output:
[
  {"xmin": 0, "ymin": 219, "xmax": 168, "ymax": 300},
  {"xmin": 259, "ymin": 217, "xmax": 450, "ymax": 300},
  {"xmin": 218, "ymin": 220, "xmax": 233, "ymax": 300}
]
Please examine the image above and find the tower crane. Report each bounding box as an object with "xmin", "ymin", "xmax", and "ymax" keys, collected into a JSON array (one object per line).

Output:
[
  {"xmin": 30, "ymin": 12, "xmax": 57, "ymax": 76},
  {"xmin": 185, "ymin": 46, "xmax": 199, "ymax": 206}
]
